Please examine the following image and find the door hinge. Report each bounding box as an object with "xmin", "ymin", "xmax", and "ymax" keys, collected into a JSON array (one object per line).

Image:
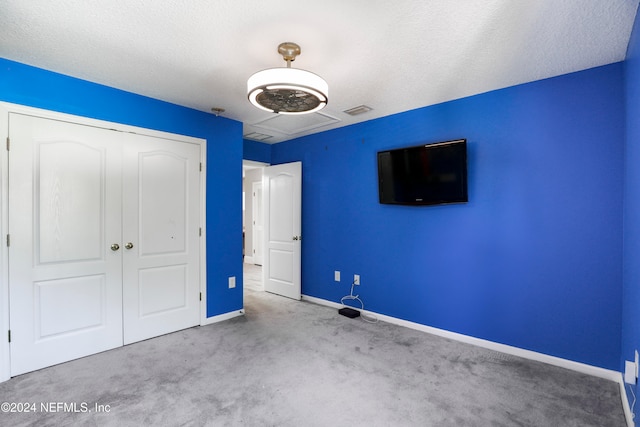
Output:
[
  {"xmin": 7, "ymin": 330, "xmax": 10, "ymax": 343},
  {"xmin": 199, "ymin": 227, "xmax": 202, "ymax": 237},
  {"xmin": 199, "ymin": 292, "xmax": 202, "ymax": 301},
  {"xmin": 199, "ymin": 162, "xmax": 202, "ymax": 172},
  {"xmin": 6, "ymin": 234, "xmax": 9, "ymax": 247},
  {"xmin": 6, "ymin": 137, "xmax": 9, "ymax": 151}
]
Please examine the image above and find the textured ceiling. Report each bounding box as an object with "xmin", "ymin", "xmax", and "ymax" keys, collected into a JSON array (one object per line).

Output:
[{"xmin": 0, "ymin": 0, "xmax": 638, "ymax": 143}]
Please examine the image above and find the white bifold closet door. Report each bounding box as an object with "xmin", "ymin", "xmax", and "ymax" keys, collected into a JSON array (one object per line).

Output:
[
  {"xmin": 121, "ymin": 132, "xmax": 200, "ymax": 345},
  {"xmin": 8, "ymin": 113, "xmax": 201, "ymax": 376}
]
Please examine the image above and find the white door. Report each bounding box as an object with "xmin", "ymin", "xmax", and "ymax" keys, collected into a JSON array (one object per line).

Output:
[
  {"xmin": 122, "ymin": 133, "xmax": 201, "ymax": 344},
  {"xmin": 8, "ymin": 113, "xmax": 124, "ymax": 376},
  {"xmin": 252, "ymin": 181, "xmax": 263, "ymax": 265},
  {"xmin": 263, "ymin": 162, "xmax": 301, "ymax": 300}
]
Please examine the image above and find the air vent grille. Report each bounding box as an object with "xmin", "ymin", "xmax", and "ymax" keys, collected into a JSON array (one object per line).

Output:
[
  {"xmin": 244, "ymin": 132, "xmax": 273, "ymax": 141},
  {"xmin": 343, "ymin": 105, "xmax": 373, "ymax": 116}
]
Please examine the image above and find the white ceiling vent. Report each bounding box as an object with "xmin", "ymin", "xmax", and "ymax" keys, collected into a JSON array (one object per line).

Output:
[
  {"xmin": 244, "ymin": 132, "xmax": 273, "ymax": 141},
  {"xmin": 253, "ymin": 111, "xmax": 341, "ymax": 136},
  {"xmin": 343, "ymin": 105, "xmax": 373, "ymax": 116}
]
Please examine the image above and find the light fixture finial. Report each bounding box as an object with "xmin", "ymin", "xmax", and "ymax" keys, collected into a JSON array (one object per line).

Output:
[{"xmin": 278, "ymin": 42, "xmax": 301, "ymax": 67}]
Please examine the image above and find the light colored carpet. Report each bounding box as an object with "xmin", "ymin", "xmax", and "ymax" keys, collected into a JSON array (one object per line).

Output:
[{"xmin": 0, "ymin": 289, "xmax": 627, "ymax": 426}]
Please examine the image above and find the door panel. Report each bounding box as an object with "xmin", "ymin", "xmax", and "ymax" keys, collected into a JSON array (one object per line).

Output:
[
  {"xmin": 122, "ymin": 134, "xmax": 200, "ymax": 344},
  {"xmin": 263, "ymin": 162, "xmax": 301, "ymax": 300},
  {"xmin": 36, "ymin": 275, "xmax": 105, "ymax": 338},
  {"xmin": 138, "ymin": 265, "xmax": 188, "ymax": 316},
  {"xmin": 9, "ymin": 113, "xmax": 123, "ymax": 376},
  {"xmin": 270, "ymin": 250, "xmax": 293, "ymax": 282},
  {"xmin": 37, "ymin": 142, "xmax": 104, "ymax": 263},
  {"xmin": 138, "ymin": 151, "xmax": 188, "ymax": 255}
]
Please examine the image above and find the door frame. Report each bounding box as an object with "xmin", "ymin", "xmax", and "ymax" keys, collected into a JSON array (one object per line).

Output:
[
  {"xmin": 251, "ymin": 180, "xmax": 264, "ymax": 266},
  {"xmin": 0, "ymin": 102, "xmax": 208, "ymax": 382},
  {"xmin": 242, "ymin": 160, "xmax": 268, "ymax": 267}
]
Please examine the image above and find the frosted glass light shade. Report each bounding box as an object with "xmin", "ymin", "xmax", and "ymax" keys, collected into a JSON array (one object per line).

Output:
[{"xmin": 247, "ymin": 67, "xmax": 328, "ymax": 114}]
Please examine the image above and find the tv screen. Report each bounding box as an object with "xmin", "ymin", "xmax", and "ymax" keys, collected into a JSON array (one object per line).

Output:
[{"xmin": 377, "ymin": 139, "xmax": 468, "ymax": 206}]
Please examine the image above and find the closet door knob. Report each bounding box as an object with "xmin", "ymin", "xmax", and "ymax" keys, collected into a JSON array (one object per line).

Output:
[
  {"xmin": 110, "ymin": 243, "xmax": 120, "ymax": 251},
  {"xmin": 125, "ymin": 242, "xmax": 134, "ymax": 250}
]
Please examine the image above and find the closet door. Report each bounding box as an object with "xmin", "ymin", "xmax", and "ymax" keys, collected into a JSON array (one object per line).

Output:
[
  {"xmin": 8, "ymin": 114, "xmax": 123, "ymax": 376},
  {"xmin": 121, "ymin": 133, "xmax": 201, "ymax": 344}
]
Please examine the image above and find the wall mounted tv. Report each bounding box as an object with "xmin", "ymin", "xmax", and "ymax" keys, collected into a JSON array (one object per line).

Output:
[{"xmin": 377, "ymin": 139, "xmax": 468, "ymax": 206}]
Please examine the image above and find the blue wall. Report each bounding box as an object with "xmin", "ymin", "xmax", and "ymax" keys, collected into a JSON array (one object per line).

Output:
[
  {"xmin": 0, "ymin": 58, "xmax": 244, "ymax": 318},
  {"xmin": 243, "ymin": 139, "xmax": 271, "ymax": 164},
  {"xmin": 0, "ymin": 52, "xmax": 629, "ymax": 373},
  {"xmin": 622, "ymin": 5, "xmax": 640, "ymax": 418},
  {"xmin": 272, "ymin": 63, "xmax": 625, "ymax": 370}
]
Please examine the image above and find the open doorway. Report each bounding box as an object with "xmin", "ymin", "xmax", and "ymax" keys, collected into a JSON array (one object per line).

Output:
[
  {"xmin": 243, "ymin": 160, "xmax": 268, "ymax": 291},
  {"xmin": 243, "ymin": 160, "xmax": 302, "ymax": 300}
]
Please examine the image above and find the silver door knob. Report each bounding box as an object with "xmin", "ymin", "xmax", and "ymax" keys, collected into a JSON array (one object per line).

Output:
[
  {"xmin": 110, "ymin": 243, "xmax": 120, "ymax": 251},
  {"xmin": 125, "ymin": 242, "xmax": 134, "ymax": 250}
]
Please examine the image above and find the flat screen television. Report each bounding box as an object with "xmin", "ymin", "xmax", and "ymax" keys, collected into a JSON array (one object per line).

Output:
[{"xmin": 377, "ymin": 139, "xmax": 468, "ymax": 206}]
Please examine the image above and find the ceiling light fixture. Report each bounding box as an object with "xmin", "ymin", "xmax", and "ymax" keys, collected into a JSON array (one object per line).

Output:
[
  {"xmin": 211, "ymin": 107, "xmax": 225, "ymax": 116},
  {"xmin": 247, "ymin": 42, "xmax": 328, "ymax": 115}
]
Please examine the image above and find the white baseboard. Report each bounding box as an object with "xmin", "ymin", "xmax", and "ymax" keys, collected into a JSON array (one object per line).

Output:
[
  {"xmin": 302, "ymin": 295, "xmax": 343, "ymax": 310},
  {"xmin": 201, "ymin": 309, "xmax": 244, "ymax": 326},
  {"xmin": 302, "ymin": 294, "xmax": 632, "ymax": 424}
]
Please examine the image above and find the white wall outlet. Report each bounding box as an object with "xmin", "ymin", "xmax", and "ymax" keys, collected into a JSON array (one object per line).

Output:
[
  {"xmin": 354, "ymin": 274, "xmax": 360, "ymax": 285},
  {"xmin": 635, "ymin": 350, "xmax": 639, "ymax": 378},
  {"xmin": 228, "ymin": 276, "xmax": 236, "ymax": 289},
  {"xmin": 626, "ymin": 360, "xmax": 637, "ymax": 384},
  {"xmin": 334, "ymin": 271, "xmax": 340, "ymax": 282}
]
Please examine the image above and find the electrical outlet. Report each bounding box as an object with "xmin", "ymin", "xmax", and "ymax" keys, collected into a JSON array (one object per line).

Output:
[
  {"xmin": 626, "ymin": 361, "xmax": 637, "ymax": 384},
  {"xmin": 228, "ymin": 276, "xmax": 236, "ymax": 289},
  {"xmin": 334, "ymin": 271, "xmax": 340, "ymax": 282},
  {"xmin": 635, "ymin": 350, "xmax": 639, "ymax": 378},
  {"xmin": 354, "ymin": 274, "xmax": 360, "ymax": 285}
]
